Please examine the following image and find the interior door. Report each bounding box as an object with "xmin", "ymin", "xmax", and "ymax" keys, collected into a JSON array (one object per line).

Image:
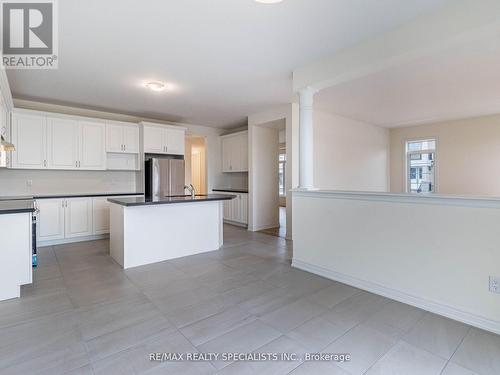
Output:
[
  {"xmin": 65, "ymin": 198, "xmax": 93, "ymax": 238},
  {"xmin": 11, "ymin": 112, "xmax": 47, "ymax": 169},
  {"xmin": 47, "ymin": 117, "xmax": 79, "ymax": 169},
  {"xmin": 106, "ymin": 123, "xmax": 124, "ymax": 153},
  {"xmin": 37, "ymin": 199, "xmax": 65, "ymax": 242},
  {"xmin": 79, "ymin": 120, "xmax": 106, "ymax": 170}
]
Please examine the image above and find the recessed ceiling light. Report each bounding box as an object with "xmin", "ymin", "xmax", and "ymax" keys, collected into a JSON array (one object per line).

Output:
[
  {"xmin": 145, "ymin": 81, "xmax": 168, "ymax": 92},
  {"xmin": 255, "ymin": 0, "xmax": 284, "ymax": 3}
]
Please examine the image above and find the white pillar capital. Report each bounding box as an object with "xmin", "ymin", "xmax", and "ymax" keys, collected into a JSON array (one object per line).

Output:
[
  {"xmin": 298, "ymin": 87, "xmax": 317, "ymax": 108},
  {"xmin": 298, "ymin": 86, "xmax": 316, "ymax": 190}
]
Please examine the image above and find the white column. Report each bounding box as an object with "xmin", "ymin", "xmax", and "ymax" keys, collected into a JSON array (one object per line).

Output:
[{"xmin": 299, "ymin": 87, "xmax": 316, "ymax": 189}]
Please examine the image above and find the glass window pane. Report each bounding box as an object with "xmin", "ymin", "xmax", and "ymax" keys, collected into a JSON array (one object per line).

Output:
[{"xmin": 407, "ymin": 139, "xmax": 435, "ymax": 152}]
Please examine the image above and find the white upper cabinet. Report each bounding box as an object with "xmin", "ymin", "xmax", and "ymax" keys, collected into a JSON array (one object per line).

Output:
[
  {"xmin": 10, "ymin": 109, "xmax": 107, "ymax": 170},
  {"xmin": 143, "ymin": 124, "xmax": 165, "ymax": 153},
  {"xmin": 221, "ymin": 131, "xmax": 248, "ymax": 172},
  {"xmin": 79, "ymin": 120, "xmax": 106, "ymax": 170},
  {"xmin": 123, "ymin": 125, "xmax": 140, "ymax": 153},
  {"xmin": 106, "ymin": 123, "xmax": 123, "ymax": 153},
  {"xmin": 165, "ymin": 128, "xmax": 185, "ymax": 155},
  {"xmin": 11, "ymin": 111, "xmax": 47, "ymax": 169},
  {"xmin": 47, "ymin": 116, "xmax": 79, "ymax": 169},
  {"xmin": 106, "ymin": 121, "xmax": 139, "ymax": 154},
  {"xmin": 143, "ymin": 123, "xmax": 186, "ymax": 155}
]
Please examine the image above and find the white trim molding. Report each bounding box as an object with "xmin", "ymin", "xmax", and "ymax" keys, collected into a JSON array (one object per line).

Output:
[
  {"xmin": 293, "ymin": 259, "xmax": 500, "ymax": 335},
  {"xmin": 291, "ymin": 189, "xmax": 500, "ymax": 209}
]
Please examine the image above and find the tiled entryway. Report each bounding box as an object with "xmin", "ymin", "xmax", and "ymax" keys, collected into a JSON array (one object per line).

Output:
[{"xmin": 0, "ymin": 225, "xmax": 498, "ymax": 374}]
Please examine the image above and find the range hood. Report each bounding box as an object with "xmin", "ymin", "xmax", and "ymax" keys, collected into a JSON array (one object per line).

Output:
[{"xmin": 0, "ymin": 135, "xmax": 15, "ymax": 151}]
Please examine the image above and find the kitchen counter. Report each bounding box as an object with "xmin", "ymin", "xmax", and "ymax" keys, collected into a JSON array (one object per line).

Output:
[
  {"xmin": 0, "ymin": 199, "xmax": 35, "ymax": 215},
  {"xmin": 213, "ymin": 188, "xmax": 248, "ymax": 194},
  {"xmin": 108, "ymin": 194, "xmax": 232, "ymax": 269},
  {"xmin": 35, "ymin": 192, "xmax": 143, "ymax": 199},
  {"xmin": 108, "ymin": 194, "xmax": 234, "ymax": 207}
]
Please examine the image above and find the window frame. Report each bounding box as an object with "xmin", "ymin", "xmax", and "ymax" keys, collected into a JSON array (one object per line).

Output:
[{"xmin": 404, "ymin": 137, "xmax": 438, "ymax": 194}]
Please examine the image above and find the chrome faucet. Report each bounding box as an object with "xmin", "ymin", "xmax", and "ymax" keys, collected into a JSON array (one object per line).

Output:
[{"xmin": 184, "ymin": 184, "xmax": 196, "ymax": 199}]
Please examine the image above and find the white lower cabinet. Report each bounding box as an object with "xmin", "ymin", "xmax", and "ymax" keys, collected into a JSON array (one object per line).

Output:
[
  {"xmin": 37, "ymin": 199, "xmax": 65, "ymax": 242},
  {"xmin": 38, "ymin": 198, "xmax": 92, "ymax": 242},
  {"xmin": 38, "ymin": 196, "xmax": 143, "ymax": 244},
  {"xmin": 222, "ymin": 192, "xmax": 248, "ymax": 225},
  {"xmin": 65, "ymin": 198, "xmax": 93, "ymax": 238},
  {"xmin": 92, "ymin": 197, "xmax": 110, "ymax": 235}
]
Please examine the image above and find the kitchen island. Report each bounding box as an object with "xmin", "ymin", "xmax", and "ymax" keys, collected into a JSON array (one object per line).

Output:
[
  {"xmin": 0, "ymin": 198, "xmax": 34, "ymax": 301},
  {"xmin": 108, "ymin": 194, "xmax": 234, "ymax": 269}
]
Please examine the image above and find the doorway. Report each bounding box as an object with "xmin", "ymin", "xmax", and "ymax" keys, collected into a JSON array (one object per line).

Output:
[
  {"xmin": 252, "ymin": 119, "xmax": 287, "ymax": 238},
  {"xmin": 185, "ymin": 136, "xmax": 207, "ymax": 194}
]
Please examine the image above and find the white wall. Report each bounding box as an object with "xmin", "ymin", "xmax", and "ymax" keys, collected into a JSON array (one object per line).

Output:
[
  {"xmin": 9, "ymin": 100, "xmax": 225, "ymax": 195},
  {"xmin": 390, "ymin": 113, "xmax": 500, "ymax": 196},
  {"xmin": 293, "ymin": 190, "xmax": 500, "ymax": 334},
  {"xmin": 313, "ymin": 110, "xmax": 389, "ymax": 191}
]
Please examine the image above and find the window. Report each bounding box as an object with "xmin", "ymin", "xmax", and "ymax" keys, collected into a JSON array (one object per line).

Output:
[
  {"xmin": 279, "ymin": 152, "xmax": 286, "ymax": 197},
  {"xmin": 406, "ymin": 139, "xmax": 436, "ymax": 193}
]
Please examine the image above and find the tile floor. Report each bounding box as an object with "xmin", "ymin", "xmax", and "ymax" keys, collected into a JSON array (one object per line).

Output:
[{"xmin": 0, "ymin": 225, "xmax": 499, "ymax": 374}]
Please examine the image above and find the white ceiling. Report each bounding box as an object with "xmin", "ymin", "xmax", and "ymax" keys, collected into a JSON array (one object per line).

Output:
[
  {"xmin": 315, "ymin": 33, "xmax": 500, "ymax": 128},
  {"xmin": 6, "ymin": 0, "xmax": 453, "ymax": 128}
]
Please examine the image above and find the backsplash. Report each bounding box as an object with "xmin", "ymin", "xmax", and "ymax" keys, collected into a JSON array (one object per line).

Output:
[{"xmin": 0, "ymin": 169, "xmax": 139, "ymax": 196}]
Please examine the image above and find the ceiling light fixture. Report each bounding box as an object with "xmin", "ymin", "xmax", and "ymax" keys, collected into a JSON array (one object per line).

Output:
[
  {"xmin": 145, "ymin": 81, "xmax": 168, "ymax": 92},
  {"xmin": 255, "ymin": 0, "xmax": 284, "ymax": 3}
]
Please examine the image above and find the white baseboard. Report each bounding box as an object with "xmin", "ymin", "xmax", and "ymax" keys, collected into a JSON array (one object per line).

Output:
[
  {"xmin": 223, "ymin": 220, "xmax": 248, "ymax": 228},
  {"xmin": 292, "ymin": 259, "xmax": 500, "ymax": 335},
  {"xmin": 249, "ymin": 222, "xmax": 280, "ymax": 232},
  {"xmin": 38, "ymin": 234, "xmax": 109, "ymax": 247}
]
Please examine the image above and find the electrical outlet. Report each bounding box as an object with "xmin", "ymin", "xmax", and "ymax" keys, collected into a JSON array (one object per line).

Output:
[
  {"xmin": 489, "ymin": 276, "xmax": 500, "ymax": 294},
  {"xmin": 26, "ymin": 180, "xmax": 33, "ymax": 188}
]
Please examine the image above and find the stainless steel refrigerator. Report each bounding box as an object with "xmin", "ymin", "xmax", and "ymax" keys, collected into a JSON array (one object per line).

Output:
[{"xmin": 145, "ymin": 157, "xmax": 185, "ymax": 199}]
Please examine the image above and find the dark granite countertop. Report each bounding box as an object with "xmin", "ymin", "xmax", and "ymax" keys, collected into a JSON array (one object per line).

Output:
[
  {"xmin": 213, "ymin": 188, "xmax": 248, "ymax": 194},
  {"xmin": 34, "ymin": 192, "xmax": 143, "ymax": 199},
  {"xmin": 108, "ymin": 194, "xmax": 235, "ymax": 207},
  {"xmin": 0, "ymin": 199, "xmax": 35, "ymax": 215}
]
